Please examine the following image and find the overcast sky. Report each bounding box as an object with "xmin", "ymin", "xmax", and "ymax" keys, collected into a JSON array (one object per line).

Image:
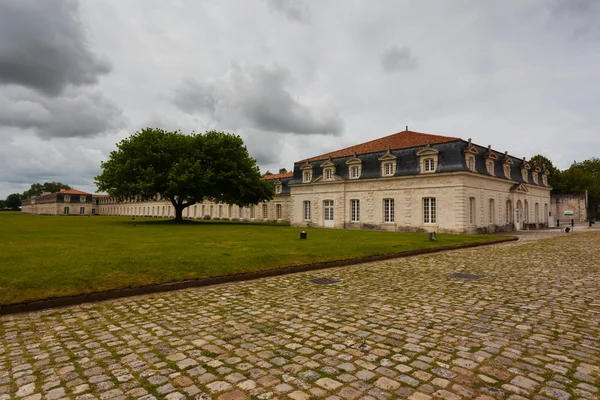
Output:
[{"xmin": 1, "ymin": 0, "xmax": 599, "ymax": 198}]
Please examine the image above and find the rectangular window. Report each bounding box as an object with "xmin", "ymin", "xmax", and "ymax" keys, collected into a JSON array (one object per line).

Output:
[
  {"xmin": 467, "ymin": 157, "xmax": 475, "ymax": 171},
  {"xmin": 79, "ymin": 207, "xmax": 85, "ymax": 215},
  {"xmin": 489, "ymin": 199, "xmax": 495, "ymax": 224},
  {"xmin": 303, "ymin": 171, "xmax": 312, "ymax": 182},
  {"xmin": 424, "ymin": 159, "xmax": 435, "ymax": 172},
  {"xmin": 263, "ymin": 204, "xmax": 268, "ymax": 219},
  {"xmin": 469, "ymin": 197, "xmax": 475, "ymax": 224},
  {"xmin": 325, "ymin": 169, "xmax": 333, "ymax": 180},
  {"xmin": 201, "ymin": 205, "xmax": 205, "ymax": 216},
  {"xmin": 383, "ymin": 198, "xmax": 394, "ymax": 223},
  {"xmin": 229, "ymin": 205, "xmax": 232, "ymax": 217},
  {"xmin": 210, "ymin": 205, "xmax": 214, "ymax": 216},
  {"xmin": 275, "ymin": 185, "xmax": 282, "ymax": 194},
  {"xmin": 350, "ymin": 199, "xmax": 360, "ymax": 222},
  {"xmin": 219, "ymin": 205, "xmax": 223, "ymax": 217},
  {"xmin": 424, "ymin": 197, "xmax": 437, "ymax": 224},
  {"xmin": 276, "ymin": 204, "xmax": 282, "ymax": 219},
  {"xmin": 303, "ymin": 201, "xmax": 311, "ymax": 221},
  {"xmin": 384, "ymin": 163, "xmax": 394, "ymax": 176},
  {"xmin": 64, "ymin": 207, "xmax": 70, "ymax": 215},
  {"xmin": 324, "ymin": 200, "xmax": 334, "ymax": 221},
  {"xmin": 351, "ymin": 166, "xmax": 360, "ymax": 178},
  {"xmin": 250, "ymin": 206, "xmax": 255, "ymax": 218},
  {"xmin": 535, "ymin": 203, "xmax": 539, "ymax": 223}
]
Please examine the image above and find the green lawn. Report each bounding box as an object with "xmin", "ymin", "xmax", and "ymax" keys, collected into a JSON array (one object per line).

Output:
[{"xmin": 0, "ymin": 212, "xmax": 505, "ymax": 305}]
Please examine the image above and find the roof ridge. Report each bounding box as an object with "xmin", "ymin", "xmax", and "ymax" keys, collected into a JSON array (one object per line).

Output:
[{"xmin": 297, "ymin": 130, "xmax": 460, "ymax": 163}]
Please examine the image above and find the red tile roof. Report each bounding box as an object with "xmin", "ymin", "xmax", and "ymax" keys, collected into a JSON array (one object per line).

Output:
[
  {"xmin": 59, "ymin": 189, "xmax": 90, "ymax": 195},
  {"xmin": 297, "ymin": 130, "xmax": 460, "ymax": 163},
  {"xmin": 263, "ymin": 172, "xmax": 294, "ymax": 180}
]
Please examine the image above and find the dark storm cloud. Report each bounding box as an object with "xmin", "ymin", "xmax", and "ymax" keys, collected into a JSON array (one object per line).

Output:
[
  {"xmin": 173, "ymin": 63, "xmax": 344, "ymax": 136},
  {"xmin": 266, "ymin": 0, "xmax": 311, "ymax": 23},
  {"xmin": 0, "ymin": 0, "xmax": 111, "ymax": 96},
  {"xmin": 380, "ymin": 45, "xmax": 417, "ymax": 74},
  {"xmin": 0, "ymin": 87, "xmax": 124, "ymax": 139}
]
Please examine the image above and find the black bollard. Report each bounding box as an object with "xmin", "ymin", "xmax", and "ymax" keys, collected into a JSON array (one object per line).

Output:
[
  {"xmin": 557, "ymin": 219, "xmax": 559, "ymax": 227},
  {"xmin": 571, "ymin": 219, "xmax": 574, "ymax": 227}
]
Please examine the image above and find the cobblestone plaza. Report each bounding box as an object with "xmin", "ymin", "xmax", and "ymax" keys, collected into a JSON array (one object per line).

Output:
[{"xmin": 1, "ymin": 231, "xmax": 599, "ymax": 399}]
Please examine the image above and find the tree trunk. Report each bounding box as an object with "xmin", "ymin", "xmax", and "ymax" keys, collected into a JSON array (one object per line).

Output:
[{"xmin": 174, "ymin": 205, "xmax": 183, "ymax": 221}]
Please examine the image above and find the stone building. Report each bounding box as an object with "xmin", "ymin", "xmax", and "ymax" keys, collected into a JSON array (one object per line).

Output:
[
  {"xmin": 21, "ymin": 189, "xmax": 97, "ymax": 216},
  {"xmin": 288, "ymin": 130, "xmax": 551, "ymax": 233}
]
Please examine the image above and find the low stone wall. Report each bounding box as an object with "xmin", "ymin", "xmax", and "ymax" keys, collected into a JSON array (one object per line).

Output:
[{"xmin": 551, "ymin": 194, "xmax": 587, "ymax": 222}]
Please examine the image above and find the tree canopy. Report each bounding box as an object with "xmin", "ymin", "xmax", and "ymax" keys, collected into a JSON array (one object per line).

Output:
[
  {"xmin": 95, "ymin": 128, "xmax": 274, "ymax": 221},
  {"xmin": 531, "ymin": 154, "xmax": 600, "ymax": 215},
  {"xmin": 5, "ymin": 193, "xmax": 22, "ymax": 209},
  {"xmin": 22, "ymin": 182, "xmax": 72, "ymax": 198}
]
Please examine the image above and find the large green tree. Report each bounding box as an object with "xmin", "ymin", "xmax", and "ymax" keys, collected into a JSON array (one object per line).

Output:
[
  {"xmin": 0, "ymin": 200, "xmax": 6, "ymax": 209},
  {"xmin": 22, "ymin": 182, "xmax": 72, "ymax": 198},
  {"xmin": 529, "ymin": 154, "xmax": 559, "ymax": 186},
  {"xmin": 5, "ymin": 193, "xmax": 22, "ymax": 209},
  {"xmin": 95, "ymin": 128, "xmax": 273, "ymax": 221}
]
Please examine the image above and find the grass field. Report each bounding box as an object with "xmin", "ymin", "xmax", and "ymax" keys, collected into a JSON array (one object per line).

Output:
[{"xmin": 0, "ymin": 212, "xmax": 505, "ymax": 305}]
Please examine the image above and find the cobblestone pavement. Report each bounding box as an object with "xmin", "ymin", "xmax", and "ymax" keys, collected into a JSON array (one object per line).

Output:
[{"xmin": 1, "ymin": 232, "xmax": 599, "ymax": 400}]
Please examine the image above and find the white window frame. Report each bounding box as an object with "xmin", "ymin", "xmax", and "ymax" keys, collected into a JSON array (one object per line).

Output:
[
  {"xmin": 303, "ymin": 201, "xmax": 311, "ymax": 221},
  {"xmin": 303, "ymin": 171, "xmax": 312, "ymax": 183},
  {"xmin": 383, "ymin": 162, "xmax": 395, "ymax": 176},
  {"xmin": 250, "ymin": 206, "xmax": 255, "ymax": 219},
  {"xmin": 262, "ymin": 204, "xmax": 268, "ymax": 219},
  {"xmin": 489, "ymin": 199, "xmax": 495, "ymax": 224},
  {"xmin": 383, "ymin": 198, "xmax": 394, "ymax": 223},
  {"xmin": 350, "ymin": 165, "xmax": 360, "ymax": 179},
  {"xmin": 423, "ymin": 197, "xmax": 436, "ymax": 224},
  {"xmin": 276, "ymin": 204, "xmax": 282, "ymax": 219},
  {"xmin": 504, "ymin": 165, "xmax": 511, "ymax": 178},
  {"xmin": 486, "ymin": 160, "xmax": 494, "ymax": 175},
  {"xmin": 424, "ymin": 158, "xmax": 435, "ymax": 173},
  {"xmin": 466, "ymin": 156, "xmax": 476, "ymax": 172},
  {"xmin": 324, "ymin": 200, "xmax": 334, "ymax": 221},
  {"xmin": 522, "ymin": 169, "xmax": 528, "ymax": 182},
  {"xmin": 535, "ymin": 202, "xmax": 539, "ymax": 223},
  {"xmin": 350, "ymin": 199, "xmax": 360, "ymax": 222},
  {"xmin": 275, "ymin": 185, "xmax": 282, "ymax": 194},
  {"xmin": 324, "ymin": 168, "xmax": 333, "ymax": 180}
]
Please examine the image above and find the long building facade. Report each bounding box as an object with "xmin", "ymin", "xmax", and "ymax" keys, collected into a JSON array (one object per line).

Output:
[{"xmin": 22, "ymin": 130, "xmax": 551, "ymax": 234}]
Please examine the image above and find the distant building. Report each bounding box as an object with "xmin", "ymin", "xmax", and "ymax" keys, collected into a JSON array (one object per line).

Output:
[
  {"xmin": 21, "ymin": 189, "xmax": 97, "ymax": 216},
  {"xmin": 23, "ymin": 130, "xmax": 553, "ymax": 233}
]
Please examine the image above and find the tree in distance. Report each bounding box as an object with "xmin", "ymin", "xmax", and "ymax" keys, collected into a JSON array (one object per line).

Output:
[
  {"xmin": 95, "ymin": 128, "xmax": 274, "ymax": 221},
  {"xmin": 22, "ymin": 182, "xmax": 72, "ymax": 198},
  {"xmin": 0, "ymin": 200, "xmax": 6, "ymax": 209},
  {"xmin": 5, "ymin": 193, "xmax": 22, "ymax": 210}
]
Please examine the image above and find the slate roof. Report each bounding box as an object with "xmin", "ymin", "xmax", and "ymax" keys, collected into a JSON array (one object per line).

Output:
[{"xmin": 297, "ymin": 130, "xmax": 460, "ymax": 162}]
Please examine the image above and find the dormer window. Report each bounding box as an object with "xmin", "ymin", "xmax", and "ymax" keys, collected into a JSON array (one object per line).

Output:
[
  {"xmin": 303, "ymin": 171, "xmax": 312, "ymax": 182},
  {"xmin": 275, "ymin": 184, "xmax": 282, "ymax": 194},
  {"xmin": 301, "ymin": 162, "xmax": 313, "ymax": 183},
  {"xmin": 64, "ymin": 195, "xmax": 71, "ymax": 202},
  {"xmin": 484, "ymin": 146, "xmax": 497, "ymax": 176},
  {"xmin": 464, "ymin": 138, "xmax": 478, "ymax": 173},
  {"xmin": 466, "ymin": 156, "xmax": 476, "ymax": 172},
  {"xmin": 521, "ymin": 158, "xmax": 530, "ymax": 183},
  {"xmin": 502, "ymin": 151, "xmax": 513, "ymax": 179},
  {"xmin": 378, "ymin": 149, "xmax": 397, "ymax": 177},
  {"xmin": 532, "ymin": 172, "xmax": 538, "ymax": 184},
  {"xmin": 320, "ymin": 158, "xmax": 336, "ymax": 181},
  {"xmin": 486, "ymin": 160, "xmax": 494, "ymax": 175},
  {"xmin": 416, "ymin": 142, "xmax": 439, "ymax": 174},
  {"xmin": 80, "ymin": 195, "xmax": 86, "ymax": 203},
  {"xmin": 542, "ymin": 174, "xmax": 548, "ymax": 186},
  {"xmin": 346, "ymin": 153, "xmax": 362, "ymax": 180}
]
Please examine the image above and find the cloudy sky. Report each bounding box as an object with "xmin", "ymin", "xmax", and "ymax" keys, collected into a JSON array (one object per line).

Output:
[{"xmin": 1, "ymin": 0, "xmax": 599, "ymax": 198}]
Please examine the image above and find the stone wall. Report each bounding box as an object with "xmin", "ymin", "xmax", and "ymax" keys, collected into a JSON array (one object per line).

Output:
[
  {"xmin": 97, "ymin": 195, "xmax": 292, "ymax": 222},
  {"xmin": 289, "ymin": 172, "xmax": 551, "ymax": 234},
  {"xmin": 550, "ymin": 194, "xmax": 587, "ymax": 223}
]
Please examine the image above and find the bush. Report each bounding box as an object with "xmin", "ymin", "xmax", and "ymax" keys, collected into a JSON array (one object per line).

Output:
[{"xmin": 203, "ymin": 215, "xmax": 211, "ymax": 220}]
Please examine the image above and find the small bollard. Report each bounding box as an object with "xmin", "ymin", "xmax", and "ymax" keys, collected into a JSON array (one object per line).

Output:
[
  {"xmin": 428, "ymin": 232, "xmax": 436, "ymax": 241},
  {"xmin": 300, "ymin": 231, "xmax": 307, "ymax": 239},
  {"xmin": 571, "ymin": 219, "xmax": 574, "ymax": 227},
  {"xmin": 557, "ymin": 219, "xmax": 559, "ymax": 227},
  {"xmin": 565, "ymin": 227, "xmax": 570, "ymax": 233}
]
